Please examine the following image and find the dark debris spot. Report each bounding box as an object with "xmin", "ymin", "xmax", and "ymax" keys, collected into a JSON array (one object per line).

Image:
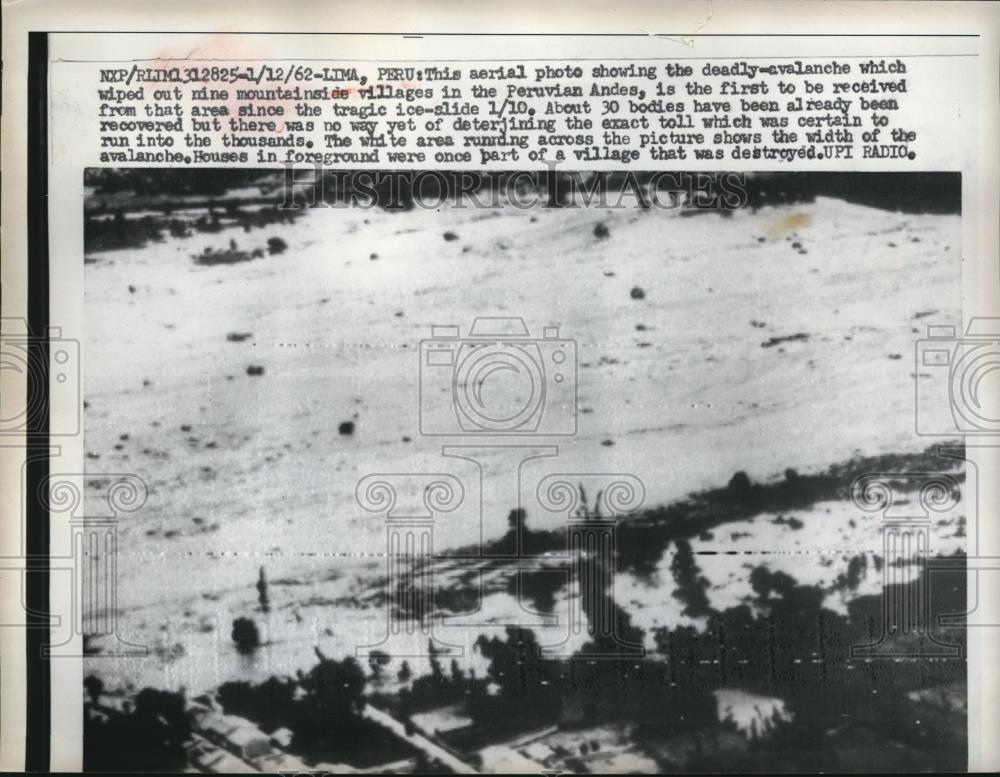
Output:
[
  {"xmin": 761, "ymin": 333, "xmax": 810, "ymax": 349},
  {"xmin": 772, "ymin": 514, "xmax": 805, "ymax": 530}
]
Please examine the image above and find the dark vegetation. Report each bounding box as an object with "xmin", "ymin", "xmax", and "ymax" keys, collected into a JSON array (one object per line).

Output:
[
  {"xmin": 85, "ymin": 444, "xmax": 967, "ymax": 771},
  {"xmin": 87, "ymin": 168, "xmax": 267, "ymax": 197},
  {"xmin": 213, "ymin": 649, "xmax": 417, "ymax": 766},
  {"xmin": 448, "ymin": 554, "xmax": 966, "ymax": 772},
  {"xmin": 193, "ymin": 240, "xmax": 265, "ymax": 266},
  {"xmin": 218, "ymin": 649, "xmax": 416, "ymax": 767},
  {"xmin": 428, "ymin": 444, "xmax": 966, "ymax": 769},
  {"xmin": 231, "ymin": 616, "xmax": 260, "ymax": 654},
  {"xmin": 84, "ymin": 169, "xmax": 961, "ymax": 239},
  {"xmin": 84, "ymin": 650, "xmax": 416, "ymax": 770},
  {"xmin": 85, "ymin": 206, "xmax": 300, "ymax": 253},
  {"xmin": 84, "ymin": 683, "xmax": 191, "ymax": 771},
  {"xmin": 377, "ymin": 540, "xmax": 964, "ymax": 772},
  {"xmin": 439, "ymin": 442, "xmax": 965, "ymax": 586}
]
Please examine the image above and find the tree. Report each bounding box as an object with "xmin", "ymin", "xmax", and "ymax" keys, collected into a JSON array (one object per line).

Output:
[
  {"xmin": 507, "ymin": 508, "xmax": 525, "ymax": 531},
  {"xmin": 84, "ymin": 674, "xmax": 104, "ymax": 704},
  {"xmin": 474, "ymin": 628, "xmax": 561, "ymax": 721},
  {"xmin": 218, "ymin": 676, "xmax": 297, "ymax": 733},
  {"xmin": 300, "ymin": 648, "xmax": 366, "ymax": 721},
  {"xmin": 671, "ymin": 539, "xmax": 713, "ymax": 618},
  {"xmin": 132, "ymin": 687, "xmax": 190, "ymax": 753},
  {"xmin": 450, "ymin": 658, "xmax": 464, "ymax": 684},
  {"xmin": 728, "ymin": 470, "xmax": 753, "ymax": 498},
  {"xmin": 85, "ymin": 686, "xmax": 191, "ymax": 771},
  {"xmin": 368, "ymin": 650, "xmax": 391, "ymax": 678},
  {"xmin": 398, "ymin": 660, "xmax": 413, "ymax": 683},
  {"xmin": 257, "ymin": 566, "xmax": 270, "ymax": 613},
  {"xmin": 231, "ymin": 617, "xmax": 261, "ymax": 654}
]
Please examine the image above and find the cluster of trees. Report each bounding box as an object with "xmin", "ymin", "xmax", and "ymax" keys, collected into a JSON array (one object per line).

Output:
[
  {"xmin": 83, "ymin": 677, "xmax": 190, "ymax": 771},
  {"xmin": 83, "ymin": 169, "xmax": 960, "ymax": 216},
  {"xmin": 216, "ymin": 648, "xmax": 420, "ymax": 766},
  {"xmin": 86, "ymin": 548, "xmax": 966, "ymax": 772},
  {"xmin": 87, "ymin": 447, "xmax": 966, "ymax": 771},
  {"xmin": 85, "ymin": 168, "xmax": 270, "ymax": 197},
  {"xmin": 217, "ymin": 646, "xmax": 374, "ymax": 761},
  {"xmin": 462, "ymin": 551, "xmax": 967, "ymax": 771}
]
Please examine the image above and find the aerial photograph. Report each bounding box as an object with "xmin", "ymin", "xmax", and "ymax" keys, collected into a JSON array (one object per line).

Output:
[{"xmin": 81, "ymin": 168, "xmax": 968, "ymax": 772}]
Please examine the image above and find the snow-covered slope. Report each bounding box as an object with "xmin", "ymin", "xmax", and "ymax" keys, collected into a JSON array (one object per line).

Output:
[{"xmin": 83, "ymin": 195, "xmax": 962, "ymax": 692}]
